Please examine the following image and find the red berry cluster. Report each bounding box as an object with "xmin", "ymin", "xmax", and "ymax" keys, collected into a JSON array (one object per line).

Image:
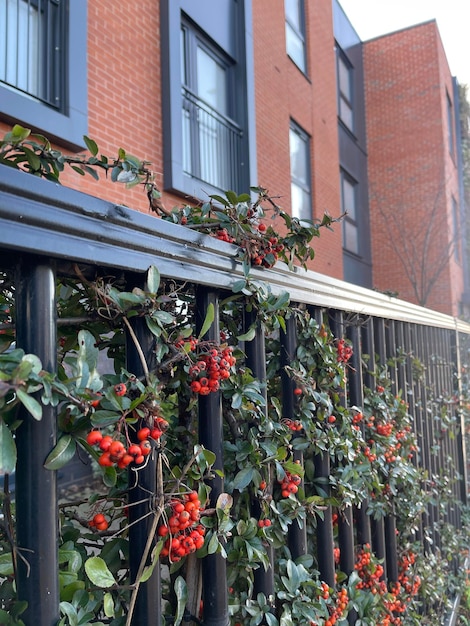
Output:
[
  {"xmin": 352, "ymin": 545, "xmax": 419, "ymax": 625},
  {"xmin": 158, "ymin": 491, "xmax": 206, "ymax": 562},
  {"xmin": 88, "ymin": 512, "xmax": 109, "ymax": 532},
  {"xmin": 396, "ymin": 551, "xmax": 420, "ymax": 597},
  {"xmin": 309, "ymin": 586, "xmax": 348, "ymax": 626},
  {"xmin": 279, "ymin": 471, "xmax": 302, "ymax": 497},
  {"xmin": 86, "ymin": 421, "xmax": 167, "ymax": 468},
  {"xmin": 363, "ymin": 445, "xmax": 378, "ymax": 462},
  {"xmin": 241, "ymin": 232, "xmax": 285, "ymax": 268},
  {"xmin": 282, "ymin": 418, "xmax": 303, "ymax": 432},
  {"xmin": 188, "ymin": 344, "xmax": 236, "ymax": 395},
  {"xmin": 257, "ymin": 518, "xmax": 272, "ymax": 528},
  {"xmin": 336, "ymin": 338, "xmax": 353, "ymax": 363},
  {"xmin": 352, "ymin": 411, "xmax": 363, "ymax": 430},
  {"xmin": 354, "ymin": 545, "xmax": 386, "ymax": 593},
  {"xmin": 212, "ymin": 221, "xmax": 286, "ymax": 269},
  {"xmin": 327, "ymin": 588, "xmax": 349, "ymax": 625},
  {"xmin": 376, "ymin": 422, "xmax": 394, "ymax": 437},
  {"xmin": 214, "ymin": 228, "xmax": 236, "ymax": 244}
]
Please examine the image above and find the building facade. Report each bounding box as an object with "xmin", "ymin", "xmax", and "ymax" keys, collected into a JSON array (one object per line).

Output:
[
  {"xmin": 0, "ymin": 0, "xmax": 467, "ymax": 315},
  {"xmin": 363, "ymin": 21, "xmax": 465, "ymax": 315}
]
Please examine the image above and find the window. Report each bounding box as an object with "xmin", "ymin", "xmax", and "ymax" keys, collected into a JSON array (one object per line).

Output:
[
  {"xmin": 337, "ymin": 51, "xmax": 354, "ymax": 132},
  {"xmin": 181, "ymin": 22, "xmax": 241, "ymax": 191},
  {"xmin": 1, "ymin": 0, "xmax": 64, "ymax": 108},
  {"xmin": 452, "ymin": 196, "xmax": 460, "ymax": 262},
  {"xmin": 0, "ymin": 0, "xmax": 87, "ymax": 150},
  {"xmin": 289, "ymin": 122, "xmax": 311, "ymax": 221},
  {"xmin": 341, "ymin": 171, "xmax": 359, "ymax": 254},
  {"xmin": 161, "ymin": 1, "xmax": 255, "ymax": 198},
  {"xmin": 285, "ymin": 0, "xmax": 306, "ymax": 73},
  {"xmin": 447, "ymin": 91, "xmax": 455, "ymax": 157}
]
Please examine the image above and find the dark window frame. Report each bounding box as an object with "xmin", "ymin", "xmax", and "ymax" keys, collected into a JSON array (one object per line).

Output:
[
  {"xmin": 180, "ymin": 18, "xmax": 243, "ymax": 191},
  {"xmin": 340, "ymin": 169, "xmax": 359, "ymax": 255},
  {"xmin": 161, "ymin": 0, "xmax": 256, "ymax": 200},
  {"xmin": 285, "ymin": 0, "xmax": 307, "ymax": 74},
  {"xmin": 337, "ymin": 48, "xmax": 354, "ymax": 133},
  {"xmin": 289, "ymin": 120, "xmax": 312, "ymax": 222},
  {"xmin": 451, "ymin": 195, "xmax": 460, "ymax": 263},
  {"xmin": 446, "ymin": 90, "xmax": 455, "ymax": 158},
  {"xmin": 0, "ymin": 0, "xmax": 87, "ymax": 150}
]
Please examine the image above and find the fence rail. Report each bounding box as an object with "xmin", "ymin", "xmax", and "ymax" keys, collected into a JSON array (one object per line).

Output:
[{"xmin": 1, "ymin": 166, "xmax": 469, "ymax": 625}]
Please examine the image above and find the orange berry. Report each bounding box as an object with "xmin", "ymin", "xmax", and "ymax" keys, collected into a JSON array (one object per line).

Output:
[
  {"xmin": 114, "ymin": 383, "xmax": 127, "ymax": 396},
  {"xmin": 86, "ymin": 430, "xmax": 103, "ymax": 445},
  {"xmin": 137, "ymin": 427, "xmax": 150, "ymax": 441}
]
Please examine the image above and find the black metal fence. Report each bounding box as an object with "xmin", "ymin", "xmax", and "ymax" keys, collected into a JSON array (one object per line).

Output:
[{"xmin": 0, "ymin": 166, "xmax": 469, "ymax": 625}]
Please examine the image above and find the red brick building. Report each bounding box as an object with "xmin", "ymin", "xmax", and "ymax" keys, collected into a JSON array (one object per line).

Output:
[
  {"xmin": 363, "ymin": 21, "xmax": 464, "ymax": 314},
  {"xmin": 0, "ymin": 0, "xmax": 466, "ymax": 314}
]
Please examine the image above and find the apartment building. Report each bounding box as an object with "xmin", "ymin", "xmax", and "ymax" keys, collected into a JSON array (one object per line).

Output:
[{"xmin": 0, "ymin": 0, "xmax": 466, "ymax": 314}]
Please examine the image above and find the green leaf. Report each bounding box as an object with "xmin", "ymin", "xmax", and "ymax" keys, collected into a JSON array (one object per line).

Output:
[
  {"xmin": 44, "ymin": 435, "xmax": 76, "ymax": 470},
  {"xmin": 140, "ymin": 542, "xmax": 163, "ymax": 583},
  {"xmin": 232, "ymin": 279, "xmax": 248, "ymax": 293},
  {"xmin": 174, "ymin": 576, "xmax": 188, "ymax": 626},
  {"xmin": 0, "ymin": 420, "xmax": 16, "ymax": 474},
  {"xmin": 237, "ymin": 193, "xmax": 252, "ymax": 203},
  {"xmin": 237, "ymin": 327, "xmax": 256, "ymax": 342},
  {"xmin": 0, "ymin": 552, "xmax": 14, "ymax": 576},
  {"xmin": 11, "ymin": 124, "xmax": 32, "ymax": 142},
  {"xmin": 145, "ymin": 317, "xmax": 162, "ymax": 338},
  {"xmin": 71, "ymin": 165, "xmax": 86, "ymax": 176},
  {"xmin": 103, "ymin": 592, "xmax": 115, "ymax": 618},
  {"xmin": 209, "ymin": 194, "xmax": 229, "ymax": 207},
  {"xmin": 83, "ymin": 135, "xmax": 99, "ymax": 156},
  {"xmin": 76, "ymin": 329, "xmax": 101, "ymax": 390},
  {"xmin": 59, "ymin": 601, "xmax": 78, "ymax": 626},
  {"xmin": 146, "ymin": 265, "xmax": 160, "ymax": 294},
  {"xmin": 233, "ymin": 466, "xmax": 254, "ymax": 490},
  {"xmin": 16, "ymin": 387, "xmax": 42, "ymax": 420},
  {"xmin": 225, "ymin": 190, "xmax": 238, "ymax": 205},
  {"xmin": 22, "ymin": 146, "xmax": 41, "ymax": 171},
  {"xmin": 84, "ymin": 556, "xmax": 116, "ymax": 588},
  {"xmin": 198, "ymin": 302, "xmax": 215, "ymax": 339},
  {"xmin": 207, "ymin": 531, "xmax": 220, "ymax": 554}
]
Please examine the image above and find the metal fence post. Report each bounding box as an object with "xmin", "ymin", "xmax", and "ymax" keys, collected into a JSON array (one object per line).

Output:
[
  {"xmin": 347, "ymin": 320, "xmax": 371, "ymax": 547},
  {"xmin": 312, "ymin": 307, "xmax": 336, "ymax": 587},
  {"xmin": 280, "ymin": 313, "xmax": 307, "ymax": 559},
  {"xmin": 15, "ymin": 257, "xmax": 59, "ymax": 626},
  {"xmin": 244, "ymin": 308, "xmax": 276, "ymax": 615},
  {"xmin": 196, "ymin": 287, "xmax": 230, "ymax": 626},
  {"xmin": 126, "ymin": 313, "xmax": 161, "ymax": 625}
]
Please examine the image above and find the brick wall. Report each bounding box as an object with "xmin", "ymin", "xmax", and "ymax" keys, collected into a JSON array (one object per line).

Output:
[
  {"xmin": 252, "ymin": 0, "xmax": 343, "ymax": 278},
  {"xmin": 364, "ymin": 21, "xmax": 464, "ymax": 315},
  {"xmin": 1, "ymin": 0, "xmax": 344, "ymax": 278}
]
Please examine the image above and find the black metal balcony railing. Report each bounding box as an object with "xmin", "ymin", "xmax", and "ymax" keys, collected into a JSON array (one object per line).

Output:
[{"xmin": 182, "ymin": 87, "xmax": 243, "ymax": 192}]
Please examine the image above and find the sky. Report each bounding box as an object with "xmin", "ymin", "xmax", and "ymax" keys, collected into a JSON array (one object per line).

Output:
[{"xmin": 338, "ymin": 0, "xmax": 470, "ymax": 88}]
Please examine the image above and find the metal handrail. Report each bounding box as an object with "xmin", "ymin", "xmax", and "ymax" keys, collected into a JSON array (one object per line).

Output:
[{"xmin": 0, "ymin": 165, "xmax": 469, "ymax": 333}]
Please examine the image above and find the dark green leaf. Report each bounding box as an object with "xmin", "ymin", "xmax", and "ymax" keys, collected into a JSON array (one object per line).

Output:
[
  {"xmin": 198, "ymin": 302, "xmax": 215, "ymax": 339},
  {"xmin": 44, "ymin": 435, "xmax": 76, "ymax": 470},
  {"xmin": 83, "ymin": 135, "xmax": 99, "ymax": 156},
  {"xmin": 16, "ymin": 387, "xmax": 42, "ymax": 420},
  {"xmin": 174, "ymin": 576, "xmax": 188, "ymax": 626},
  {"xmin": 0, "ymin": 421, "xmax": 16, "ymax": 474},
  {"xmin": 233, "ymin": 466, "xmax": 254, "ymax": 490}
]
